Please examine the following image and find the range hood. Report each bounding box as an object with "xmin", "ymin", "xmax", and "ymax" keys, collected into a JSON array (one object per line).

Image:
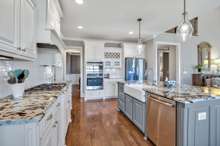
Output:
[
  {"xmin": 0, "ymin": 55, "xmax": 13, "ymax": 60},
  {"xmin": 37, "ymin": 43, "xmax": 62, "ymax": 67},
  {"xmin": 37, "ymin": 43, "xmax": 59, "ymax": 50}
]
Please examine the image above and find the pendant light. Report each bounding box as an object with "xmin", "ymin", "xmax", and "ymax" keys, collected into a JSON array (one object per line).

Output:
[
  {"xmin": 137, "ymin": 18, "xmax": 144, "ymax": 54},
  {"xmin": 177, "ymin": 0, "xmax": 193, "ymax": 42}
]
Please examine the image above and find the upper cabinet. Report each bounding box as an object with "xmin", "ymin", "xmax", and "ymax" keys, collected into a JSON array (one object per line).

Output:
[
  {"xmin": 0, "ymin": 0, "xmax": 37, "ymax": 60},
  {"xmin": 0, "ymin": 0, "xmax": 19, "ymax": 53},
  {"xmin": 20, "ymin": 0, "xmax": 37, "ymax": 58},
  {"xmin": 47, "ymin": 0, "xmax": 62, "ymax": 37},
  {"xmin": 36, "ymin": 0, "xmax": 63, "ymax": 44}
]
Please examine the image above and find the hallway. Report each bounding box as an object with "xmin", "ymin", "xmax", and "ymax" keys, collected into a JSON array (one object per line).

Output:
[{"xmin": 66, "ymin": 86, "xmax": 153, "ymax": 146}]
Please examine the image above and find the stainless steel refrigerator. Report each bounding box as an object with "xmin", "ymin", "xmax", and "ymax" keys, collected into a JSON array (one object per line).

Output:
[{"xmin": 125, "ymin": 58, "xmax": 145, "ymax": 81}]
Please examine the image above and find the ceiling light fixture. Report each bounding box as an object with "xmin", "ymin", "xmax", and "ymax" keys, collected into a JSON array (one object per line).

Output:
[
  {"xmin": 77, "ymin": 26, "xmax": 84, "ymax": 29},
  {"xmin": 137, "ymin": 18, "xmax": 144, "ymax": 55},
  {"xmin": 129, "ymin": 31, "xmax": 134, "ymax": 35},
  {"xmin": 75, "ymin": 0, "xmax": 84, "ymax": 5},
  {"xmin": 177, "ymin": 0, "xmax": 193, "ymax": 42}
]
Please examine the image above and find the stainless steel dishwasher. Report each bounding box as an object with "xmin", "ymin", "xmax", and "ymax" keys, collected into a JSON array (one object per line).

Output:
[{"xmin": 147, "ymin": 94, "xmax": 176, "ymax": 146}]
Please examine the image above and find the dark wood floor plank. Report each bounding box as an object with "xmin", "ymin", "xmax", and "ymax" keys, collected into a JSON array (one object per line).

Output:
[{"xmin": 66, "ymin": 85, "xmax": 153, "ymax": 146}]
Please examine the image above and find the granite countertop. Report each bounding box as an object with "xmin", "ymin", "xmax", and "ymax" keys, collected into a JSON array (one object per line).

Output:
[
  {"xmin": 0, "ymin": 83, "xmax": 68, "ymax": 125},
  {"xmin": 143, "ymin": 83, "xmax": 220, "ymax": 103}
]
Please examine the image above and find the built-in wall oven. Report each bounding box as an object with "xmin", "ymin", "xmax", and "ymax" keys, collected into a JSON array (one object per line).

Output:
[{"xmin": 86, "ymin": 62, "xmax": 104, "ymax": 90}]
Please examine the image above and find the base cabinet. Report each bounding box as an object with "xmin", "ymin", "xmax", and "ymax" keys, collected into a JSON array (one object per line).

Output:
[
  {"xmin": 125, "ymin": 94, "xmax": 133, "ymax": 120},
  {"xmin": 0, "ymin": 85, "xmax": 72, "ymax": 146},
  {"xmin": 118, "ymin": 82, "xmax": 125, "ymax": 112},
  {"xmin": 117, "ymin": 82, "xmax": 146, "ymax": 134},
  {"xmin": 177, "ymin": 99, "xmax": 220, "ymax": 146},
  {"xmin": 133, "ymin": 99, "xmax": 146, "ymax": 133}
]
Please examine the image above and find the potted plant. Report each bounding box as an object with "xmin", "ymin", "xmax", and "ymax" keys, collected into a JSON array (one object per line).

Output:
[
  {"xmin": 7, "ymin": 69, "xmax": 29, "ymax": 99},
  {"xmin": 195, "ymin": 64, "xmax": 203, "ymax": 73}
]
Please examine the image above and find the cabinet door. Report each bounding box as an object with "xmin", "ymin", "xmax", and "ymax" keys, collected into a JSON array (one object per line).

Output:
[
  {"xmin": 125, "ymin": 94, "xmax": 133, "ymax": 120},
  {"xmin": 40, "ymin": 131, "xmax": 53, "ymax": 146},
  {"xmin": 20, "ymin": 0, "xmax": 36, "ymax": 58},
  {"xmin": 133, "ymin": 99, "xmax": 145, "ymax": 132},
  {"xmin": 0, "ymin": 0, "xmax": 19, "ymax": 51},
  {"xmin": 118, "ymin": 99, "xmax": 125, "ymax": 112},
  {"xmin": 187, "ymin": 106, "xmax": 210, "ymax": 146},
  {"xmin": 211, "ymin": 104, "xmax": 220, "ymax": 146},
  {"xmin": 147, "ymin": 96, "xmax": 159, "ymax": 144},
  {"xmin": 157, "ymin": 100, "xmax": 176, "ymax": 146},
  {"xmin": 118, "ymin": 83, "xmax": 125, "ymax": 101},
  {"xmin": 52, "ymin": 122, "xmax": 59, "ymax": 146}
]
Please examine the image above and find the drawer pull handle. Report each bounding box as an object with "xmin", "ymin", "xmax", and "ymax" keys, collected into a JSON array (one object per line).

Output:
[{"xmin": 46, "ymin": 114, "xmax": 53, "ymax": 121}]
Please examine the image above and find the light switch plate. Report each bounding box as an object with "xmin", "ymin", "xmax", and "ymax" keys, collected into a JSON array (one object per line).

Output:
[{"xmin": 198, "ymin": 112, "xmax": 207, "ymax": 121}]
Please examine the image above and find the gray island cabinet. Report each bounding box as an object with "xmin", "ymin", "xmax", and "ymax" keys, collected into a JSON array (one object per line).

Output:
[
  {"xmin": 144, "ymin": 84, "xmax": 220, "ymax": 146},
  {"xmin": 117, "ymin": 82, "xmax": 146, "ymax": 133},
  {"xmin": 177, "ymin": 99, "xmax": 220, "ymax": 146}
]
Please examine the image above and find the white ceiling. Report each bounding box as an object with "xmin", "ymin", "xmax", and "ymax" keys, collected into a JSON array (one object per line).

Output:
[{"xmin": 60, "ymin": 0, "xmax": 220, "ymax": 42}]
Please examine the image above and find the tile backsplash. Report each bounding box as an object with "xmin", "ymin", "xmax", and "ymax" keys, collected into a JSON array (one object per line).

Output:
[{"xmin": 0, "ymin": 59, "xmax": 45, "ymax": 99}]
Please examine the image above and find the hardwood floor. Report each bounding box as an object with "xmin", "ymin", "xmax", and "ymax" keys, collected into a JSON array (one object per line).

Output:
[{"xmin": 66, "ymin": 85, "xmax": 153, "ymax": 146}]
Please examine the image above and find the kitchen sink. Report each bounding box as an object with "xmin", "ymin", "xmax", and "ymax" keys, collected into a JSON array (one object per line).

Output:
[{"xmin": 124, "ymin": 84, "xmax": 146, "ymax": 102}]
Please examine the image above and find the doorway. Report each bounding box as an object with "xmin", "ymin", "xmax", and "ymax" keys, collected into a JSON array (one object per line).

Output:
[
  {"xmin": 66, "ymin": 52, "xmax": 81, "ymax": 86},
  {"xmin": 157, "ymin": 44, "xmax": 179, "ymax": 82}
]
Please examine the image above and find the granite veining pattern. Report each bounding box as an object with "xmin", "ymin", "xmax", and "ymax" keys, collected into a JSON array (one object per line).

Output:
[
  {"xmin": 0, "ymin": 83, "xmax": 68, "ymax": 125},
  {"xmin": 143, "ymin": 83, "xmax": 220, "ymax": 103}
]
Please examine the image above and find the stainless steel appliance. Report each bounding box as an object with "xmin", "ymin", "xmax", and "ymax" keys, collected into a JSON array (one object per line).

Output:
[
  {"xmin": 86, "ymin": 62, "xmax": 103, "ymax": 90},
  {"xmin": 125, "ymin": 57, "xmax": 146, "ymax": 81},
  {"xmin": 147, "ymin": 94, "xmax": 176, "ymax": 146}
]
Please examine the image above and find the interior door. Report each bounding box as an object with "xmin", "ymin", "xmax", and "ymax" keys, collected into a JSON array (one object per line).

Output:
[{"xmin": 162, "ymin": 52, "xmax": 169, "ymax": 81}]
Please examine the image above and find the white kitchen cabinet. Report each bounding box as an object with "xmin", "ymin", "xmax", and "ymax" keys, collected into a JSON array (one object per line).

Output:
[
  {"xmin": 36, "ymin": 0, "xmax": 63, "ymax": 43},
  {"xmin": 0, "ymin": 0, "xmax": 37, "ymax": 60},
  {"xmin": 20, "ymin": 0, "xmax": 37, "ymax": 58},
  {"xmin": 0, "ymin": 0, "xmax": 19, "ymax": 53},
  {"xmin": 104, "ymin": 79, "xmax": 117, "ymax": 98},
  {"xmin": 47, "ymin": 0, "xmax": 61, "ymax": 37},
  {"xmin": 0, "ymin": 85, "xmax": 73, "ymax": 146},
  {"xmin": 40, "ymin": 128, "xmax": 53, "ymax": 146}
]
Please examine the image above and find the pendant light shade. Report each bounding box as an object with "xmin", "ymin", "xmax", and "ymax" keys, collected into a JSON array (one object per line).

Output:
[
  {"xmin": 137, "ymin": 18, "xmax": 144, "ymax": 54},
  {"xmin": 177, "ymin": 0, "xmax": 193, "ymax": 42}
]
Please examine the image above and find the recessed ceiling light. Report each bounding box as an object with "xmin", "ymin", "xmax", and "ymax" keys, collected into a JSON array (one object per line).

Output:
[
  {"xmin": 129, "ymin": 31, "xmax": 134, "ymax": 35},
  {"xmin": 77, "ymin": 26, "xmax": 84, "ymax": 29},
  {"xmin": 75, "ymin": 0, "xmax": 84, "ymax": 5}
]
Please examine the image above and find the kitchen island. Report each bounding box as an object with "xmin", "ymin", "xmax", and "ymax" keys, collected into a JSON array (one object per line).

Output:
[
  {"xmin": 143, "ymin": 83, "xmax": 220, "ymax": 146},
  {"xmin": 0, "ymin": 83, "xmax": 72, "ymax": 146}
]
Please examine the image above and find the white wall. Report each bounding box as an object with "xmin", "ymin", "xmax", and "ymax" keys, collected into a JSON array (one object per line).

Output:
[{"xmin": 145, "ymin": 8, "xmax": 220, "ymax": 84}]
